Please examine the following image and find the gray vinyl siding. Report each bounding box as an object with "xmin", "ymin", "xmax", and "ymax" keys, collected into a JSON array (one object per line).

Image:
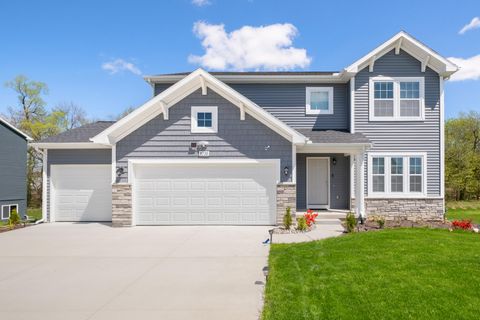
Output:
[
  {"xmin": 155, "ymin": 83, "xmax": 350, "ymax": 131},
  {"xmin": 0, "ymin": 122, "xmax": 28, "ymax": 219},
  {"xmin": 154, "ymin": 83, "xmax": 173, "ymax": 96},
  {"xmin": 354, "ymin": 49, "xmax": 441, "ymax": 197},
  {"xmin": 116, "ymin": 89, "xmax": 292, "ymax": 183},
  {"xmin": 296, "ymin": 154, "xmax": 350, "ymax": 210},
  {"xmin": 46, "ymin": 149, "xmax": 111, "ymax": 220}
]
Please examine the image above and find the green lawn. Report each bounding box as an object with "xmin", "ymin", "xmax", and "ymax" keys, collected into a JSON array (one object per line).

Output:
[
  {"xmin": 263, "ymin": 229, "xmax": 480, "ymax": 320},
  {"xmin": 27, "ymin": 208, "xmax": 42, "ymax": 221},
  {"xmin": 446, "ymin": 201, "xmax": 480, "ymax": 224}
]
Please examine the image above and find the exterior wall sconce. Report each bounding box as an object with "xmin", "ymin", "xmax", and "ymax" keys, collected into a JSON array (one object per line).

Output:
[
  {"xmin": 116, "ymin": 167, "xmax": 124, "ymax": 177},
  {"xmin": 332, "ymin": 158, "xmax": 337, "ymax": 166},
  {"xmin": 283, "ymin": 166, "xmax": 289, "ymax": 176}
]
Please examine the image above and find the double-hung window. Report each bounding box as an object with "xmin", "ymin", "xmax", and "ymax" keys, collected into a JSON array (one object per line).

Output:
[
  {"xmin": 368, "ymin": 153, "xmax": 426, "ymax": 196},
  {"xmin": 191, "ymin": 106, "xmax": 218, "ymax": 133},
  {"xmin": 369, "ymin": 77, "xmax": 424, "ymax": 121},
  {"xmin": 306, "ymin": 87, "xmax": 334, "ymax": 115},
  {"xmin": 1, "ymin": 204, "xmax": 18, "ymax": 220}
]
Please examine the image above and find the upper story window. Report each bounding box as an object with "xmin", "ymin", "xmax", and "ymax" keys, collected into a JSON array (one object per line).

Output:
[
  {"xmin": 306, "ymin": 87, "xmax": 334, "ymax": 115},
  {"xmin": 368, "ymin": 153, "xmax": 426, "ymax": 197},
  {"xmin": 191, "ymin": 106, "xmax": 218, "ymax": 133},
  {"xmin": 369, "ymin": 77, "xmax": 424, "ymax": 121}
]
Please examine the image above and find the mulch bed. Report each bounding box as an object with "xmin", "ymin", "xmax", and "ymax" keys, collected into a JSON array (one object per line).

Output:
[
  {"xmin": 0, "ymin": 223, "xmax": 33, "ymax": 233},
  {"xmin": 272, "ymin": 225, "xmax": 316, "ymax": 234},
  {"xmin": 342, "ymin": 219, "xmax": 478, "ymax": 233}
]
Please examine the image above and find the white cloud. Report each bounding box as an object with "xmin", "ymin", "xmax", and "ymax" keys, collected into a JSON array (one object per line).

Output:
[
  {"xmin": 459, "ymin": 17, "xmax": 480, "ymax": 34},
  {"xmin": 448, "ymin": 55, "xmax": 480, "ymax": 81},
  {"xmin": 101, "ymin": 58, "xmax": 142, "ymax": 75},
  {"xmin": 192, "ymin": 0, "xmax": 211, "ymax": 7},
  {"xmin": 188, "ymin": 21, "xmax": 311, "ymax": 71}
]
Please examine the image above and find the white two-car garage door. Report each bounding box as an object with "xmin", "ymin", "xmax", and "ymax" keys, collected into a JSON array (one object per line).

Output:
[
  {"xmin": 133, "ymin": 160, "xmax": 279, "ymax": 225},
  {"xmin": 51, "ymin": 165, "xmax": 112, "ymax": 222}
]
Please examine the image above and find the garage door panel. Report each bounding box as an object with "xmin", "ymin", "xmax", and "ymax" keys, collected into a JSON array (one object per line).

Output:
[
  {"xmin": 52, "ymin": 165, "xmax": 112, "ymax": 222},
  {"xmin": 133, "ymin": 162, "xmax": 277, "ymax": 225}
]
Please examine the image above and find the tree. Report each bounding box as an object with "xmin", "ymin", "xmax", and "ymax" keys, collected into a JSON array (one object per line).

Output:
[
  {"xmin": 115, "ymin": 106, "xmax": 137, "ymax": 120},
  {"xmin": 53, "ymin": 101, "xmax": 90, "ymax": 130},
  {"xmin": 445, "ymin": 111, "xmax": 480, "ymax": 200}
]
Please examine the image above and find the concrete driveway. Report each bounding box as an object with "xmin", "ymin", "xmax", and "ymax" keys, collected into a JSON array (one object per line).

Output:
[{"xmin": 0, "ymin": 223, "xmax": 271, "ymax": 320}]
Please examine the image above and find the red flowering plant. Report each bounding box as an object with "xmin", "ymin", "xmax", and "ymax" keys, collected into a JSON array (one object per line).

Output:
[
  {"xmin": 451, "ymin": 219, "xmax": 473, "ymax": 230},
  {"xmin": 304, "ymin": 209, "xmax": 319, "ymax": 228}
]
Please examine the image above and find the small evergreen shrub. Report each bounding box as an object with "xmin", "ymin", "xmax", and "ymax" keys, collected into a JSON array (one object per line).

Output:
[
  {"xmin": 8, "ymin": 209, "xmax": 21, "ymax": 227},
  {"xmin": 296, "ymin": 216, "xmax": 308, "ymax": 231},
  {"xmin": 283, "ymin": 207, "xmax": 293, "ymax": 230},
  {"xmin": 345, "ymin": 212, "xmax": 357, "ymax": 233},
  {"xmin": 377, "ymin": 216, "xmax": 386, "ymax": 229}
]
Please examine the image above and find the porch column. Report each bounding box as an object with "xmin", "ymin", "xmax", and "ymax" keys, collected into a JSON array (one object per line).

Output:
[{"xmin": 355, "ymin": 149, "xmax": 366, "ymax": 219}]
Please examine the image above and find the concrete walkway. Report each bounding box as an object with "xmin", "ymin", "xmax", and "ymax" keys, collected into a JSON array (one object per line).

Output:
[{"xmin": 0, "ymin": 223, "xmax": 271, "ymax": 320}]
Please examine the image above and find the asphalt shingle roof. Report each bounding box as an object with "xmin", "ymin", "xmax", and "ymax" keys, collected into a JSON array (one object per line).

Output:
[
  {"xmin": 297, "ymin": 129, "xmax": 370, "ymax": 144},
  {"xmin": 38, "ymin": 121, "xmax": 115, "ymax": 143}
]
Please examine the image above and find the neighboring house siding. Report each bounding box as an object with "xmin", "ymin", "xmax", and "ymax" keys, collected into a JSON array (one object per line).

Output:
[
  {"xmin": 116, "ymin": 89, "xmax": 292, "ymax": 183},
  {"xmin": 155, "ymin": 83, "xmax": 350, "ymax": 131},
  {"xmin": 354, "ymin": 49, "xmax": 440, "ymax": 197},
  {"xmin": 46, "ymin": 149, "xmax": 111, "ymax": 220},
  {"xmin": 0, "ymin": 122, "xmax": 27, "ymax": 218},
  {"xmin": 296, "ymin": 153, "xmax": 351, "ymax": 210}
]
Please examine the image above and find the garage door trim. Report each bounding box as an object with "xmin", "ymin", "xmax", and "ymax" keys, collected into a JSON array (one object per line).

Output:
[{"xmin": 129, "ymin": 158, "xmax": 280, "ymax": 226}]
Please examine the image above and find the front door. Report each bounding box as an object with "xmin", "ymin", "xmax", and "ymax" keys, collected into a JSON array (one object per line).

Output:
[{"xmin": 307, "ymin": 157, "xmax": 329, "ymax": 209}]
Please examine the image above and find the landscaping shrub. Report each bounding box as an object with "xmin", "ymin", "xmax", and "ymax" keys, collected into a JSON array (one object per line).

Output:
[
  {"xmin": 296, "ymin": 216, "xmax": 308, "ymax": 231},
  {"xmin": 452, "ymin": 219, "xmax": 473, "ymax": 230},
  {"xmin": 370, "ymin": 215, "xmax": 385, "ymax": 229},
  {"xmin": 345, "ymin": 212, "xmax": 357, "ymax": 233},
  {"xmin": 8, "ymin": 209, "xmax": 21, "ymax": 227},
  {"xmin": 283, "ymin": 207, "xmax": 293, "ymax": 230},
  {"xmin": 304, "ymin": 209, "xmax": 318, "ymax": 227}
]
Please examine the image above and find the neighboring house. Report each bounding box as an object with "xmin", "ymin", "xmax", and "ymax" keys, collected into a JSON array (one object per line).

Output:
[
  {"xmin": 31, "ymin": 32, "xmax": 458, "ymax": 226},
  {"xmin": 0, "ymin": 117, "xmax": 32, "ymax": 221}
]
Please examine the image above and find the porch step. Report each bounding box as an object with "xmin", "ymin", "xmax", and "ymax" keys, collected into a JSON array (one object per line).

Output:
[
  {"xmin": 315, "ymin": 218, "xmax": 343, "ymax": 225},
  {"xmin": 297, "ymin": 212, "xmax": 347, "ymax": 220}
]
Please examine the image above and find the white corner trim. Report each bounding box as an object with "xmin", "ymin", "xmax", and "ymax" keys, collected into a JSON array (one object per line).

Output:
[
  {"xmin": 191, "ymin": 106, "xmax": 218, "ymax": 133},
  {"xmin": 111, "ymin": 144, "xmax": 116, "ymax": 184},
  {"xmin": 292, "ymin": 144, "xmax": 297, "ymax": 184},
  {"xmin": 368, "ymin": 76, "xmax": 425, "ymax": 121},
  {"xmin": 305, "ymin": 87, "xmax": 334, "ymax": 115},
  {"xmin": 42, "ymin": 149, "xmax": 48, "ymax": 222},
  {"xmin": 350, "ymin": 77, "xmax": 355, "ymax": 133},
  {"xmin": 440, "ymin": 77, "xmax": 445, "ymax": 198}
]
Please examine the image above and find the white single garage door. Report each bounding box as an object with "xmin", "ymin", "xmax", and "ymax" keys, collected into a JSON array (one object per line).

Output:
[
  {"xmin": 51, "ymin": 165, "xmax": 112, "ymax": 222},
  {"xmin": 133, "ymin": 160, "xmax": 279, "ymax": 225}
]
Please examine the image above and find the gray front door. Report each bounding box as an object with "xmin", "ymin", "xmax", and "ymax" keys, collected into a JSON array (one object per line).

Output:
[{"xmin": 307, "ymin": 157, "xmax": 329, "ymax": 209}]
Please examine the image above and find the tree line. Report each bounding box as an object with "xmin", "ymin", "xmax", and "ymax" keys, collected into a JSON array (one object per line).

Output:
[{"xmin": 1, "ymin": 75, "xmax": 134, "ymax": 208}]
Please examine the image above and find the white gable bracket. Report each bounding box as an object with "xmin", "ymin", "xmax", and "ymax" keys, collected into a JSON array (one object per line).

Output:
[
  {"xmin": 421, "ymin": 55, "xmax": 430, "ymax": 72},
  {"xmin": 239, "ymin": 103, "xmax": 245, "ymax": 120},
  {"xmin": 369, "ymin": 55, "xmax": 376, "ymax": 72},
  {"xmin": 159, "ymin": 100, "xmax": 169, "ymax": 120},
  {"xmin": 200, "ymin": 75, "xmax": 207, "ymax": 95},
  {"xmin": 395, "ymin": 38, "xmax": 403, "ymax": 55}
]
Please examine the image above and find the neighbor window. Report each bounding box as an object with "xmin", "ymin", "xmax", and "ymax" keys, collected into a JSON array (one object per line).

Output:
[
  {"xmin": 191, "ymin": 106, "xmax": 218, "ymax": 133},
  {"xmin": 368, "ymin": 154, "xmax": 425, "ymax": 196},
  {"xmin": 306, "ymin": 87, "xmax": 334, "ymax": 115},
  {"xmin": 370, "ymin": 77, "xmax": 424, "ymax": 120},
  {"xmin": 1, "ymin": 204, "xmax": 18, "ymax": 220}
]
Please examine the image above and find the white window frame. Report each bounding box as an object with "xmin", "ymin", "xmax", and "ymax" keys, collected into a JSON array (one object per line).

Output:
[
  {"xmin": 306, "ymin": 87, "xmax": 334, "ymax": 115},
  {"xmin": 367, "ymin": 152, "xmax": 427, "ymax": 198},
  {"xmin": 1, "ymin": 204, "xmax": 18, "ymax": 220},
  {"xmin": 191, "ymin": 106, "xmax": 218, "ymax": 133},
  {"xmin": 369, "ymin": 77, "xmax": 425, "ymax": 121}
]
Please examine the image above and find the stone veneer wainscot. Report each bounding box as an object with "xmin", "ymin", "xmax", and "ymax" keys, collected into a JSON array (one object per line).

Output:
[
  {"xmin": 352, "ymin": 198, "xmax": 444, "ymax": 221},
  {"xmin": 276, "ymin": 183, "xmax": 296, "ymax": 225},
  {"xmin": 112, "ymin": 184, "xmax": 132, "ymax": 227}
]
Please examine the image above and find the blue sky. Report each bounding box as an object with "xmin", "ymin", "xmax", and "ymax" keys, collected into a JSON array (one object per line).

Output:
[{"xmin": 0, "ymin": 0, "xmax": 479, "ymax": 120}]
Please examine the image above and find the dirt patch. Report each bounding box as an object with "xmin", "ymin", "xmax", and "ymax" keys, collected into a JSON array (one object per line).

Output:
[
  {"xmin": 0, "ymin": 224, "xmax": 33, "ymax": 233},
  {"xmin": 342, "ymin": 219, "xmax": 453, "ymax": 233}
]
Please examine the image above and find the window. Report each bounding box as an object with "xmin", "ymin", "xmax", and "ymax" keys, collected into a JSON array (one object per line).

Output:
[
  {"xmin": 372, "ymin": 157, "xmax": 385, "ymax": 192},
  {"xmin": 369, "ymin": 77, "xmax": 424, "ymax": 121},
  {"xmin": 191, "ymin": 106, "xmax": 218, "ymax": 133},
  {"xmin": 1, "ymin": 204, "xmax": 18, "ymax": 220},
  {"xmin": 368, "ymin": 154, "xmax": 426, "ymax": 196},
  {"xmin": 306, "ymin": 87, "xmax": 334, "ymax": 115}
]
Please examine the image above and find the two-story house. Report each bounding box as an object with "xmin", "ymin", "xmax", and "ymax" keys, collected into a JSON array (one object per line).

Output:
[
  {"xmin": 0, "ymin": 117, "xmax": 32, "ymax": 221},
  {"xmin": 32, "ymin": 32, "xmax": 458, "ymax": 226}
]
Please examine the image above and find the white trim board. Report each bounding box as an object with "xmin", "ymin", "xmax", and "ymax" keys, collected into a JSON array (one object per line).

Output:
[{"xmin": 30, "ymin": 143, "xmax": 111, "ymax": 149}]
